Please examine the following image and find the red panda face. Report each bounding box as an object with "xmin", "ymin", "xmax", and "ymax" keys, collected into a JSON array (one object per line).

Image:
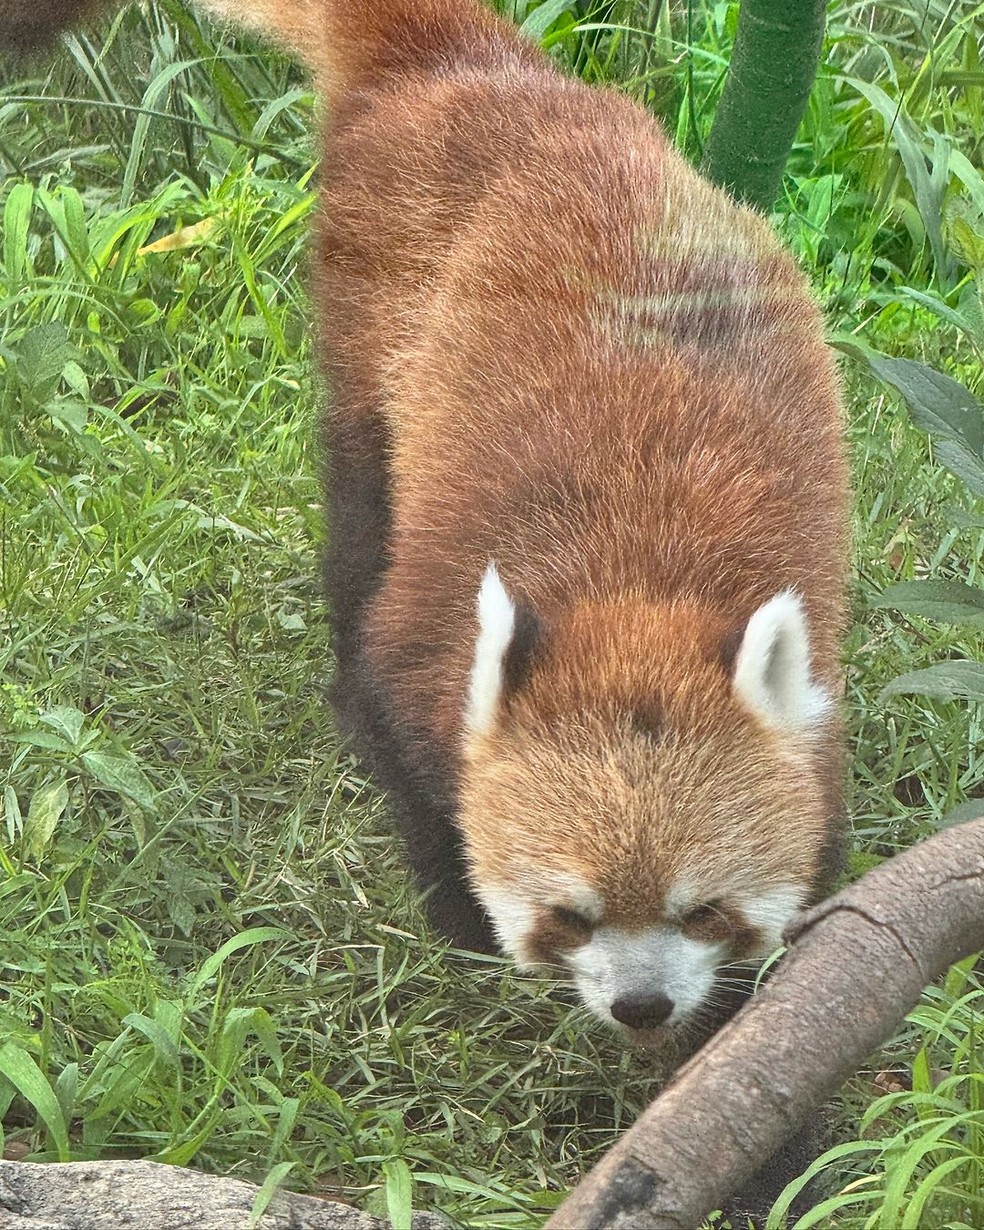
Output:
[
  {"xmin": 466, "ymin": 864, "xmax": 805, "ymax": 1042},
  {"xmin": 459, "ymin": 565, "xmax": 837, "ymax": 1042}
]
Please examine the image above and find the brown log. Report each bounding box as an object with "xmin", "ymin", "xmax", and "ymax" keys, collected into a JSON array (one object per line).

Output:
[{"xmin": 545, "ymin": 818, "xmax": 984, "ymax": 1229}]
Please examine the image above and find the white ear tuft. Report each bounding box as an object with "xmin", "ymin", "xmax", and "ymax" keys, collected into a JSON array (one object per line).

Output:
[
  {"xmin": 731, "ymin": 591, "xmax": 831, "ymax": 731},
  {"xmin": 466, "ymin": 563, "xmax": 516, "ymax": 735}
]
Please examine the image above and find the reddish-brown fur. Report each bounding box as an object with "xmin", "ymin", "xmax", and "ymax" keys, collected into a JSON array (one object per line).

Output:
[
  {"xmin": 11, "ymin": 0, "xmax": 850, "ymax": 957},
  {"xmin": 312, "ymin": 29, "xmax": 849, "ymax": 946}
]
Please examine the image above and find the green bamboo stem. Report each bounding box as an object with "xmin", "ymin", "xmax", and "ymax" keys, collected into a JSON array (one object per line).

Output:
[{"xmin": 700, "ymin": 0, "xmax": 827, "ymax": 211}]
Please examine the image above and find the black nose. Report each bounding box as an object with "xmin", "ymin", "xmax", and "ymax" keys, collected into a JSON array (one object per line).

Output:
[{"xmin": 610, "ymin": 993, "xmax": 674, "ymax": 1030}]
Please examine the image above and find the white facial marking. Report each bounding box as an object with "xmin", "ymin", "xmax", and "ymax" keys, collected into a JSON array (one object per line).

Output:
[
  {"xmin": 477, "ymin": 874, "xmax": 806, "ymax": 1033},
  {"xmin": 550, "ymin": 875, "xmax": 605, "ymax": 925},
  {"xmin": 465, "ymin": 563, "xmax": 515, "ymax": 736},
  {"xmin": 477, "ymin": 874, "xmax": 603, "ymax": 958},
  {"xmin": 569, "ymin": 926, "xmax": 721, "ymax": 1028},
  {"xmin": 664, "ymin": 877, "xmax": 698, "ymax": 916},
  {"xmin": 732, "ymin": 590, "xmax": 832, "ymax": 731},
  {"xmin": 478, "ymin": 884, "xmax": 535, "ymax": 957},
  {"xmin": 737, "ymin": 884, "xmax": 807, "ymax": 951},
  {"xmin": 477, "ymin": 876, "xmax": 722, "ymax": 1028}
]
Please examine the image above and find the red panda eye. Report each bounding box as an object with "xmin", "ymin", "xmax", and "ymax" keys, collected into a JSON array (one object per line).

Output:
[
  {"xmin": 551, "ymin": 905, "xmax": 595, "ymax": 936},
  {"xmin": 680, "ymin": 900, "xmax": 734, "ymax": 941},
  {"xmin": 682, "ymin": 902, "xmax": 719, "ymax": 926}
]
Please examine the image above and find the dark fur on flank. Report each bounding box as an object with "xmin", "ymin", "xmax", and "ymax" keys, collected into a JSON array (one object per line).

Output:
[
  {"xmin": 315, "ymin": 276, "xmax": 499, "ymax": 954},
  {"xmin": 0, "ymin": 0, "xmax": 101, "ymax": 49}
]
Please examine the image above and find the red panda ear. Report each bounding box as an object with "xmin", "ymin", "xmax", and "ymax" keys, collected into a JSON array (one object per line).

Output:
[
  {"xmin": 729, "ymin": 591, "xmax": 831, "ymax": 731},
  {"xmin": 465, "ymin": 563, "xmax": 541, "ymax": 735}
]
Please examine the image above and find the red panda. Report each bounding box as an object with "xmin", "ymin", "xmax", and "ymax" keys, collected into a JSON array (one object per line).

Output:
[{"xmin": 7, "ymin": 0, "xmax": 850, "ymax": 1048}]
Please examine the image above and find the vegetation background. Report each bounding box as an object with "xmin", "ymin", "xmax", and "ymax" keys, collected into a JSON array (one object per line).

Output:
[{"xmin": 0, "ymin": 1, "xmax": 982, "ymax": 1226}]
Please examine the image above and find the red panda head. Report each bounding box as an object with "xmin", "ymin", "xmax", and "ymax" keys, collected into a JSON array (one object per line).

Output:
[{"xmin": 459, "ymin": 564, "xmax": 836, "ymax": 1043}]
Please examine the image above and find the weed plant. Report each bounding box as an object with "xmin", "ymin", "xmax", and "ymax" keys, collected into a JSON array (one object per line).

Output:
[{"xmin": 1, "ymin": 2, "xmax": 982, "ymax": 1226}]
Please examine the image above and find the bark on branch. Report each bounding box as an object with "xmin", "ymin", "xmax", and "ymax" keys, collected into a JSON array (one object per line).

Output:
[{"xmin": 545, "ymin": 818, "xmax": 984, "ymax": 1230}]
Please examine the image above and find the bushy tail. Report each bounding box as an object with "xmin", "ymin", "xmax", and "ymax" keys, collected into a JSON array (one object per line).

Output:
[
  {"xmin": 198, "ymin": 0, "xmax": 521, "ymax": 96},
  {"xmin": 195, "ymin": 0, "xmax": 329, "ymax": 72},
  {"xmin": 2, "ymin": 0, "xmax": 524, "ymax": 99}
]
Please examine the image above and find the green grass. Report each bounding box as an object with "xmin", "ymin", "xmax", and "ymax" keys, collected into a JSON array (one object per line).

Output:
[{"xmin": 1, "ymin": 2, "xmax": 983, "ymax": 1227}]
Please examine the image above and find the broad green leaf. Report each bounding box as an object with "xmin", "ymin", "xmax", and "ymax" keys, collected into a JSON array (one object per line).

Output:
[
  {"xmin": 14, "ymin": 323, "xmax": 82, "ymax": 403},
  {"xmin": 846, "ymin": 78, "xmax": 947, "ymax": 274},
  {"xmin": 872, "ymin": 580, "xmax": 984, "ymax": 626},
  {"xmin": 0, "ymin": 945, "xmax": 45, "ymax": 974},
  {"xmin": 216, "ymin": 1006, "xmax": 283, "ymax": 1079},
  {"xmin": 0, "ymin": 1008, "xmax": 37, "ymax": 1046},
  {"xmin": 54, "ymin": 1063, "xmax": 78, "ymax": 1128},
  {"xmin": 9, "ymin": 730, "xmax": 78, "ymax": 753},
  {"xmin": 122, "ymin": 1013, "xmax": 181, "ymax": 1069},
  {"xmin": 911, "ymin": 1045, "xmax": 932, "ymax": 1096},
  {"xmin": 38, "ymin": 706, "xmax": 86, "ymax": 749},
  {"xmin": 246, "ymin": 1007, "xmax": 283, "ymax": 1077},
  {"xmin": 880, "ymin": 1115, "xmax": 966, "ymax": 1226},
  {"xmin": 250, "ymin": 87, "xmax": 309, "ymax": 140},
  {"xmin": 24, "ymin": 779, "xmax": 69, "ymax": 860},
  {"xmin": 0, "ymin": 1043, "xmax": 69, "ymax": 1160},
  {"xmin": 167, "ymin": 891, "xmax": 197, "ymax": 937},
  {"xmin": 48, "ymin": 401, "xmax": 89, "ymax": 435},
  {"xmin": 383, "ymin": 1158, "xmax": 415, "ymax": 1230},
  {"xmin": 80, "ymin": 752, "xmax": 158, "ymax": 812},
  {"xmin": 268, "ymin": 1096, "xmax": 300, "ymax": 1158},
  {"xmin": 3, "ymin": 182, "xmax": 34, "ymax": 285},
  {"xmin": 519, "ymin": 0, "xmax": 575, "ymax": 41},
  {"xmin": 858, "ymin": 352, "xmax": 984, "ymax": 497},
  {"xmin": 3, "ymin": 786, "xmax": 23, "ymax": 842},
  {"xmin": 122, "ymin": 59, "xmax": 204, "ymax": 208},
  {"xmin": 901, "ymin": 1154, "xmax": 975, "ymax": 1229},
  {"xmin": 155, "ymin": 1117, "xmax": 221, "ymax": 1166},
  {"xmin": 765, "ymin": 1140, "xmax": 884, "ymax": 1230},
  {"xmin": 122, "ymin": 799, "xmax": 150, "ymax": 849},
  {"xmin": 257, "ymin": 192, "xmax": 315, "ymax": 256},
  {"xmin": 899, "ymin": 285, "xmax": 980, "ymax": 338},
  {"xmin": 58, "ymin": 186, "xmax": 91, "ymax": 268},
  {"xmin": 948, "ymin": 147, "xmax": 984, "ymax": 219},
  {"xmin": 880, "ymin": 661, "xmax": 984, "ymax": 703},
  {"xmin": 61, "ymin": 361, "xmax": 90, "ymax": 400},
  {"xmin": 86, "ymin": 1048, "xmax": 155, "ymax": 1121},
  {"xmin": 947, "ymin": 217, "xmax": 984, "ymax": 277}
]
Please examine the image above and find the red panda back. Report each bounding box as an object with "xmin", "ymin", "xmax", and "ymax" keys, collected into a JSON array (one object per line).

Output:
[{"xmin": 318, "ymin": 72, "xmax": 848, "ymax": 751}]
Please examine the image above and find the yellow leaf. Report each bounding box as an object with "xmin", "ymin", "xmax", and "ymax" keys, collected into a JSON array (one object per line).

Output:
[{"xmin": 138, "ymin": 215, "xmax": 222, "ymax": 255}]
